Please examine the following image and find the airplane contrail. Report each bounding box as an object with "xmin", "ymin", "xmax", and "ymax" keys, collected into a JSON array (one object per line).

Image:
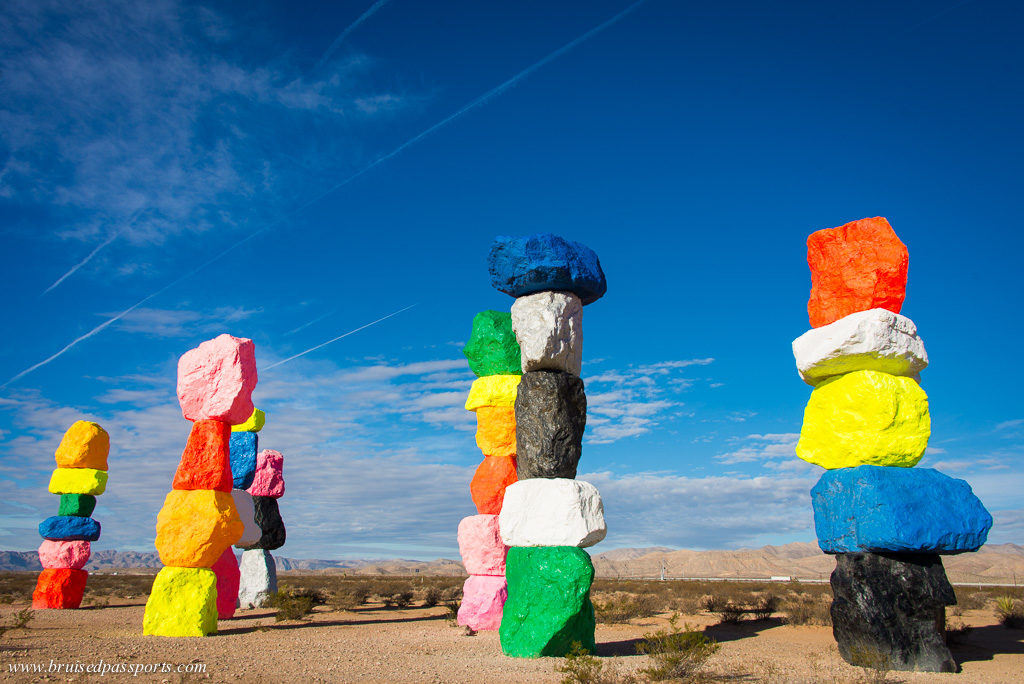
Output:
[
  {"xmin": 42, "ymin": 231, "xmax": 120, "ymax": 295},
  {"xmin": 263, "ymin": 304, "xmax": 417, "ymax": 371},
  {"xmin": 4, "ymin": 1, "xmax": 644, "ymax": 387},
  {"xmin": 285, "ymin": 309, "xmax": 338, "ymax": 336},
  {"xmin": 316, "ymin": 0, "xmax": 394, "ymax": 69}
]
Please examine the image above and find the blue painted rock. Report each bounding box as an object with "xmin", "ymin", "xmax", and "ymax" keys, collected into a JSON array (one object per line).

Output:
[
  {"xmin": 229, "ymin": 431, "xmax": 258, "ymax": 490},
  {"xmin": 488, "ymin": 234, "xmax": 607, "ymax": 305},
  {"xmin": 811, "ymin": 466, "xmax": 992, "ymax": 554},
  {"xmin": 39, "ymin": 515, "xmax": 101, "ymax": 542}
]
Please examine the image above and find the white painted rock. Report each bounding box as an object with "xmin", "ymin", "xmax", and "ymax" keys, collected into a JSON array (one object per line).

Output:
[
  {"xmin": 792, "ymin": 308, "xmax": 928, "ymax": 386},
  {"xmin": 511, "ymin": 291, "xmax": 582, "ymax": 375},
  {"xmin": 499, "ymin": 479, "xmax": 606, "ymax": 548},
  {"xmin": 231, "ymin": 490, "xmax": 261, "ymax": 549},
  {"xmin": 238, "ymin": 548, "xmax": 277, "ymax": 608}
]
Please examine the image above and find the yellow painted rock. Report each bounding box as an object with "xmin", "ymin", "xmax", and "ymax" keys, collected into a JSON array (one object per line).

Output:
[
  {"xmin": 54, "ymin": 421, "xmax": 109, "ymax": 470},
  {"xmin": 476, "ymin": 406, "xmax": 517, "ymax": 458},
  {"xmin": 796, "ymin": 369, "xmax": 930, "ymax": 469},
  {"xmin": 48, "ymin": 468, "xmax": 108, "ymax": 496},
  {"xmin": 231, "ymin": 407, "xmax": 266, "ymax": 433},
  {"xmin": 465, "ymin": 375, "xmax": 520, "ymax": 411},
  {"xmin": 143, "ymin": 567, "xmax": 218, "ymax": 637},
  {"xmin": 154, "ymin": 490, "xmax": 243, "ymax": 568}
]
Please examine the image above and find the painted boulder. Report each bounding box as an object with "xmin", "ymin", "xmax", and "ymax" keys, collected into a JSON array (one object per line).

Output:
[
  {"xmin": 457, "ymin": 514, "xmax": 507, "ymax": 575},
  {"xmin": 54, "ymin": 421, "xmax": 109, "ymax": 470},
  {"xmin": 488, "ymin": 233, "xmax": 607, "ymax": 305},
  {"xmin": 229, "ymin": 431, "xmax": 259, "ymax": 490},
  {"xmin": 177, "ymin": 334, "xmax": 257, "ymax": 424},
  {"xmin": 499, "ymin": 479, "xmax": 606, "ymax": 548},
  {"xmin": 172, "ymin": 420, "xmax": 233, "ymax": 492},
  {"xmin": 143, "ymin": 567, "xmax": 218, "ymax": 636},
  {"xmin": 511, "ymin": 291, "xmax": 582, "ymax": 375},
  {"xmin": 39, "ymin": 516, "xmax": 101, "ymax": 542},
  {"xmin": 154, "ymin": 490, "xmax": 243, "ymax": 567},
  {"xmin": 458, "ymin": 574, "xmax": 507, "ymax": 632},
  {"xmin": 463, "ymin": 310, "xmax": 522, "ymax": 377}
]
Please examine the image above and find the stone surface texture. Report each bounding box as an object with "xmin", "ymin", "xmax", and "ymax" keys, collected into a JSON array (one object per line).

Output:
[
  {"xmin": 211, "ymin": 547, "xmax": 240, "ymax": 620},
  {"xmin": 457, "ymin": 514, "xmax": 508, "ymax": 576},
  {"xmin": 247, "ymin": 449, "xmax": 285, "ymax": 498},
  {"xmin": 499, "ymin": 479, "xmax": 606, "ymax": 548},
  {"xmin": 514, "ymin": 371, "xmax": 586, "ymax": 479},
  {"xmin": 38, "ymin": 540, "xmax": 91, "ymax": 570},
  {"xmin": 154, "ymin": 489, "xmax": 243, "ymax": 567},
  {"xmin": 252, "ymin": 495, "xmax": 286, "ymax": 550},
  {"xmin": 807, "ymin": 217, "xmax": 909, "ymax": 328},
  {"xmin": 465, "ymin": 375, "xmax": 520, "ymax": 411},
  {"xmin": 58, "ymin": 493, "xmax": 96, "ymax": 517},
  {"xmin": 475, "ymin": 406, "xmax": 517, "ymax": 458},
  {"xmin": 177, "ymin": 333, "xmax": 257, "ymax": 424},
  {"xmin": 229, "ymin": 431, "xmax": 259, "ymax": 490},
  {"xmin": 499, "ymin": 546, "xmax": 596, "ymax": 657},
  {"xmin": 458, "ymin": 575, "xmax": 508, "ymax": 632},
  {"xmin": 32, "ymin": 568, "xmax": 88, "ymax": 609},
  {"xmin": 231, "ymin": 489, "xmax": 261, "ymax": 549},
  {"xmin": 231, "ymin": 408, "xmax": 265, "ymax": 432},
  {"xmin": 488, "ymin": 234, "xmax": 607, "ymax": 305},
  {"xmin": 463, "ymin": 310, "xmax": 522, "ymax": 377},
  {"xmin": 793, "ymin": 309, "xmax": 928, "ymax": 386},
  {"xmin": 238, "ymin": 549, "xmax": 277, "ymax": 608},
  {"xmin": 510, "ymin": 291, "xmax": 582, "ymax": 375},
  {"xmin": 797, "ymin": 370, "xmax": 930, "ymax": 469},
  {"xmin": 172, "ymin": 420, "xmax": 233, "ymax": 492},
  {"xmin": 811, "ymin": 466, "xmax": 992, "ymax": 554},
  {"xmin": 54, "ymin": 421, "xmax": 109, "ymax": 470},
  {"xmin": 39, "ymin": 515, "xmax": 101, "ymax": 542},
  {"xmin": 143, "ymin": 567, "xmax": 218, "ymax": 637},
  {"xmin": 471, "ymin": 456, "xmax": 518, "ymax": 515},
  {"xmin": 830, "ymin": 552, "xmax": 956, "ymax": 672},
  {"xmin": 48, "ymin": 468, "xmax": 108, "ymax": 496}
]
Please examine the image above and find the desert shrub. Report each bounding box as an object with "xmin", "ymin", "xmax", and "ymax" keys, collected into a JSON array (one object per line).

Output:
[
  {"xmin": 995, "ymin": 596, "xmax": 1024, "ymax": 629},
  {"xmin": 0, "ymin": 594, "xmax": 15, "ymax": 605},
  {"xmin": 636, "ymin": 614, "xmax": 719, "ymax": 682},
  {"xmin": 444, "ymin": 599, "xmax": 461, "ymax": 625},
  {"xmin": 782, "ymin": 594, "xmax": 832, "ymax": 626},
  {"xmin": 751, "ymin": 594, "xmax": 778, "ymax": 621},
  {"xmin": 441, "ymin": 585, "xmax": 463, "ymax": 603},
  {"xmin": 270, "ymin": 590, "xmax": 316, "ymax": 622},
  {"xmin": 699, "ymin": 595, "xmax": 746, "ymax": 624},
  {"xmin": 423, "ymin": 587, "xmax": 443, "ymax": 607},
  {"xmin": 594, "ymin": 592, "xmax": 660, "ymax": 624},
  {"xmin": 846, "ymin": 643, "xmax": 894, "ymax": 683},
  {"xmin": 945, "ymin": 615, "xmax": 972, "ymax": 645},
  {"xmin": 556, "ymin": 641, "xmax": 636, "ymax": 684},
  {"xmin": 390, "ymin": 591, "xmax": 414, "ymax": 608}
]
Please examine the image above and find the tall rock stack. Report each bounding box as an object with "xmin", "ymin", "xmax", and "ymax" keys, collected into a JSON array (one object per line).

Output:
[
  {"xmin": 487, "ymin": 233, "xmax": 608, "ymax": 658},
  {"xmin": 143, "ymin": 334, "xmax": 253, "ymax": 637},
  {"xmin": 237, "ymin": 447, "xmax": 286, "ymax": 609},
  {"xmin": 33, "ymin": 421, "xmax": 110, "ymax": 609},
  {"xmin": 457, "ymin": 311, "xmax": 521, "ymax": 631},
  {"xmin": 793, "ymin": 217, "xmax": 993, "ymax": 672}
]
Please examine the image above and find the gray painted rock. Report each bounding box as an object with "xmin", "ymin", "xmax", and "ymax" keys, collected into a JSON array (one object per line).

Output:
[
  {"xmin": 252, "ymin": 496, "xmax": 286, "ymax": 550},
  {"xmin": 511, "ymin": 291, "xmax": 582, "ymax": 375},
  {"xmin": 238, "ymin": 548, "xmax": 277, "ymax": 609},
  {"xmin": 830, "ymin": 552, "xmax": 956, "ymax": 673},
  {"xmin": 514, "ymin": 371, "xmax": 586, "ymax": 479},
  {"xmin": 231, "ymin": 489, "xmax": 262, "ymax": 549}
]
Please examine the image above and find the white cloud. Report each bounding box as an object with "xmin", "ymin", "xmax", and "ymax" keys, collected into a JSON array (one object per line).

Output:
[
  {"xmin": 716, "ymin": 433, "xmax": 800, "ymax": 465},
  {"xmin": 105, "ymin": 306, "xmax": 262, "ymax": 338}
]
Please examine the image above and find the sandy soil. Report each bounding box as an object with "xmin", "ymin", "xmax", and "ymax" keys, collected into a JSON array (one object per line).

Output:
[{"xmin": 1, "ymin": 600, "xmax": 1021, "ymax": 683}]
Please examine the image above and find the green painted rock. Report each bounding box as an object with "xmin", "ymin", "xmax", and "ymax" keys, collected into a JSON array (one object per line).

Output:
[
  {"xmin": 499, "ymin": 546, "xmax": 595, "ymax": 657},
  {"xmin": 464, "ymin": 311, "xmax": 522, "ymax": 377},
  {"xmin": 58, "ymin": 494, "xmax": 96, "ymax": 517}
]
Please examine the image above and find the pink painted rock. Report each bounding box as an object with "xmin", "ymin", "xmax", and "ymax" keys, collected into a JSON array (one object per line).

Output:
[
  {"xmin": 38, "ymin": 540, "xmax": 90, "ymax": 570},
  {"xmin": 247, "ymin": 450, "xmax": 284, "ymax": 498},
  {"xmin": 177, "ymin": 334, "xmax": 257, "ymax": 424},
  {"xmin": 457, "ymin": 574, "xmax": 507, "ymax": 631},
  {"xmin": 211, "ymin": 547, "xmax": 240, "ymax": 620},
  {"xmin": 457, "ymin": 514, "xmax": 507, "ymax": 576}
]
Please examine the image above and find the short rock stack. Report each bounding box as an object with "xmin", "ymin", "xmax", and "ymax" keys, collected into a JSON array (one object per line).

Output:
[
  {"xmin": 237, "ymin": 447, "xmax": 286, "ymax": 609},
  {"xmin": 143, "ymin": 334, "xmax": 254, "ymax": 637},
  {"xmin": 457, "ymin": 311, "xmax": 521, "ymax": 631},
  {"xmin": 792, "ymin": 217, "xmax": 993, "ymax": 672},
  {"xmin": 33, "ymin": 421, "xmax": 110, "ymax": 609},
  {"xmin": 488, "ymin": 233, "xmax": 608, "ymax": 658}
]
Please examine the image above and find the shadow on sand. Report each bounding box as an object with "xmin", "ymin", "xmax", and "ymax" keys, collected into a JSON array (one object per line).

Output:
[
  {"xmin": 950, "ymin": 624, "xmax": 1024, "ymax": 665},
  {"xmin": 217, "ymin": 612, "xmax": 447, "ymax": 635}
]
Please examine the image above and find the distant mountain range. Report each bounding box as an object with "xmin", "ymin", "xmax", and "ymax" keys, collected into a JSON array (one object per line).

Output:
[{"xmin": 4, "ymin": 543, "xmax": 1022, "ymax": 583}]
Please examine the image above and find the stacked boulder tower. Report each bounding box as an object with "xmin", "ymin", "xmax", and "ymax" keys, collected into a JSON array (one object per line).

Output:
[
  {"xmin": 237, "ymin": 446, "xmax": 286, "ymax": 609},
  {"xmin": 457, "ymin": 311, "xmax": 521, "ymax": 631},
  {"xmin": 487, "ymin": 233, "xmax": 608, "ymax": 658},
  {"xmin": 33, "ymin": 421, "xmax": 110, "ymax": 609},
  {"xmin": 143, "ymin": 334, "xmax": 254, "ymax": 637},
  {"xmin": 792, "ymin": 217, "xmax": 992, "ymax": 672}
]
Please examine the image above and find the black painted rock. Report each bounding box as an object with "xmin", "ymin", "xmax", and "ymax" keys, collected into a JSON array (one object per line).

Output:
[
  {"xmin": 830, "ymin": 552, "xmax": 956, "ymax": 673},
  {"xmin": 514, "ymin": 370, "xmax": 586, "ymax": 479},
  {"xmin": 252, "ymin": 496, "xmax": 286, "ymax": 550}
]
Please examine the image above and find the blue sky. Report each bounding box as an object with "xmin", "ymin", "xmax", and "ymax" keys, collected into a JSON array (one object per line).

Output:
[{"xmin": 1, "ymin": 0, "xmax": 1022, "ymax": 560}]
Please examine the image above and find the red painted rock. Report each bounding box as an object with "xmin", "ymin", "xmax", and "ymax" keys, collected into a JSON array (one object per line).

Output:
[
  {"xmin": 807, "ymin": 217, "xmax": 909, "ymax": 328},
  {"xmin": 32, "ymin": 568, "xmax": 87, "ymax": 609},
  {"xmin": 177, "ymin": 334, "xmax": 258, "ymax": 424},
  {"xmin": 172, "ymin": 420, "xmax": 232, "ymax": 492},
  {"xmin": 247, "ymin": 450, "xmax": 284, "ymax": 498},
  {"xmin": 470, "ymin": 456, "xmax": 517, "ymax": 515},
  {"xmin": 38, "ymin": 540, "xmax": 90, "ymax": 570},
  {"xmin": 476, "ymin": 406, "xmax": 516, "ymax": 459},
  {"xmin": 458, "ymin": 514, "xmax": 507, "ymax": 575},
  {"xmin": 457, "ymin": 574, "xmax": 507, "ymax": 631},
  {"xmin": 211, "ymin": 547, "xmax": 240, "ymax": 620}
]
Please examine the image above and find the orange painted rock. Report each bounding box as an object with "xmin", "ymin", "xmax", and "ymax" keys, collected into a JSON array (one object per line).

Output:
[
  {"xmin": 476, "ymin": 406, "xmax": 516, "ymax": 458},
  {"xmin": 155, "ymin": 490, "xmax": 243, "ymax": 567},
  {"xmin": 807, "ymin": 217, "xmax": 909, "ymax": 328},
  {"xmin": 471, "ymin": 456, "xmax": 518, "ymax": 515},
  {"xmin": 54, "ymin": 421, "xmax": 109, "ymax": 470},
  {"xmin": 32, "ymin": 568, "xmax": 87, "ymax": 609},
  {"xmin": 172, "ymin": 420, "xmax": 232, "ymax": 492}
]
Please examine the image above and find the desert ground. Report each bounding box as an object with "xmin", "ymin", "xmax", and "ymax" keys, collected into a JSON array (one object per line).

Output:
[{"xmin": 1, "ymin": 573, "xmax": 1022, "ymax": 683}]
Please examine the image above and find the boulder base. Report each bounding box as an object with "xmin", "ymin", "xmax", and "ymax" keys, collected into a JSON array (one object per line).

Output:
[
  {"xmin": 499, "ymin": 479, "xmax": 606, "ymax": 548},
  {"xmin": 463, "ymin": 310, "xmax": 522, "ymax": 377},
  {"xmin": 471, "ymin": 456, "xmax": 518, "ymax": 515},
  {"xmin": 32, "ymin": 568, "xmax": 87, "ymax": 609},
  {"xmin": 238, "ymin": 549, "xmax": 277, "ymax": 608},
  {"xmin": 54, "ymin": 421, "xmax": 109, "ymax": 470},
  {"xmin": 154, "ymin": 490, "xmax": 243, "ymax": 567},
  {"xmin": 177, "ymin": 333, "xmax": 257, "ymax": 424},
  {"xmin": 511, "ymin": 291, "xmax": 582, "ymax": 375},
  {"xmin": 830, "ymin": 552, "xmax": 956, "ymax": 672},
  {"xmin": 458, "ymin": 575, "xmax": 508, "ymax": 631},
  {"xmin": 500, "ymin": 546, "xmax": 596, "ymax": 657},
  {"xmin": 38, "ymin": 540, "xmax": 90, "ymax": 570},
  {"xmin": 172, "ymin": 420, "xmax": 232, "ymax": 492},
  {"xmin": 514, "ymin": 371, "xmax": 586, "ymax": 479},
  {"xmin": 143, "ymin": 567, "xmax": 218, "ymax": 636},
  {"xmin": 211, "ymin": 547, "xmax": 240, "ymax": 620},
  {"xmin": 253, "ymin": 496, "xmax": 286, "ymax": 550},
  {"xmin": 488, "ymin": 233, "xmax": 607, "ymax": 305},
  {"xmin": 457, "ymin": 515, "xmax": 507, "ymax": 575},
  {"xmin": 476, "ymin": 406, "xmax": 516, "ymax": 458}
]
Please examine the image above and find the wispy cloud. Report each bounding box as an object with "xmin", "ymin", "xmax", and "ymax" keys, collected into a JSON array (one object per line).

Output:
[
  {"xmin": 316, "ymin": 0, "xmax": 395, "ymax": 70},
  {"xmin": 108, "ymin": 306, "xmax": 262, "ymax": 338}
]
